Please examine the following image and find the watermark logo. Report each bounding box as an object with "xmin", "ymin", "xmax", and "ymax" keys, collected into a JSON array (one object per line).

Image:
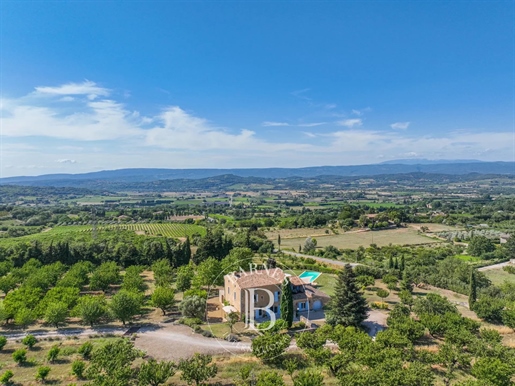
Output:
[{"xmin": 243, "ymin": 288, "xmax": 277, "ymax": 331}]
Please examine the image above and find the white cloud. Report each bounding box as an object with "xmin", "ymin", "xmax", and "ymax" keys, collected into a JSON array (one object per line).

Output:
[
  {"xmin": 351, "ymin": 107, "xmax": 371, "ymax": 116},
  {"xmin": 298, "ymin": 122, "xmax": 326, "ymax": 127},
  {"xmin": 34, "ymin": 80, "xmax": 110, "ymax": 100},
  {"xmin": 390, "ymin": 121, "xmax": 410, "ymax": 130},
  {"xmin": 262, "ymin": 121, "xmax": 290, "ymax": 127},
  {"xmin": 1, "ymin": 80, "xmax": 513, "ymax": 176},
  {"xmin": 56, "ymin": 159, "xmax": 77, "ymax": 164},
  {"xmin": 337, "ymin": 119, "xmax": 363, "ymax": 128}
]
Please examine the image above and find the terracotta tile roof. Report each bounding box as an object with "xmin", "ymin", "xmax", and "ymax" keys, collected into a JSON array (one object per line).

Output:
[
  {"xmin": 227, "ymin": 268, "xmax": 309, "ymax": 290},
  {"xmin": 290, "ymin": 276, "xmax": 305, "ymax": 286},
  {"xmin": 229, "ymin": 268, "xmax": 285, "ymax": 289}
]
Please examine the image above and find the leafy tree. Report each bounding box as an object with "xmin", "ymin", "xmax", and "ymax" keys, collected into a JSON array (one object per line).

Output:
[
  {"xmin": 151, "ymin": 286, "xmax": 176, "ymax": 316},
  {"xmin": 221, "ymin": 247, "xmax": 254, "ymax": 273},
  {"xmin": 226, "ymin": 312, "xmax": 239, "ymax": 333},
  {"xmin": 293, "ymin": 369, "xmax": 324, "ymax": 386},
  {"xmin": 85, "ymin": 339, "xmax": 141, "ymax": 385},
  {"xmin": 47, "ymin": 345, "xmax": 60, "ymax": 363},
  {"xmin": 71, "ymin": 360, "xmax": 86, "ymax": 378},
  {"xmin": 398, "ymin": 289, "xmax": 414, "ymax": 309},
  {"xmin": 194, "ymin": 258, "xmax": 223, "ymax": 288},
  {"xmin": 3, "ymin": 286, "xmax": 42, "ymax": 323},
  {"xmin": 138, "ymin": 359, "xmax": 175, "ymax": 386},
  {"xmin": 152, "ymin": 259, "xmax": 174, "ymax": 287},
  {"xmin": 326, "ymin": 264, "xmax": 368, "ymax": 327},
  {"xmin": 37, "ymin": 286, "xmax": 80, "ymax": 316},
  {"xmin": 468, "ymin": 236, "xmax": 495, "ymax": 257},
  {"xmin": 15, "ymin": 308, "xmax": 36, "ymax": 329},
  {"xmin": 12, "ymin": 349, "xmax": 27, "ymax": 365},
  {"xmin": 436, "ymin": 341, "xmax": 471, "ymax": 386},
  {"xmin": 413, "ymin": 293, "xmax": 458, "ymax": 317},
  {"xmin": 0, "ymin": 275, "xmax": 19, "ymax": 295},
  {"xmin": 356, "ymin": 275, "xmax": 375, "ymax": 288},
  {"xmin": 0, "ymin": 336, "xmax": 6, "ymax": 351},
  {"xmin": 471, "ymin": 357, "xmax": 514, "ymax": 386},
  {"xmin": 179, "ymin": 353, "xmax": 218, "ymax": 386},
  {"xmin": 176, "ymin": 265, "xmax": 194, "ymax": 292},
  {"xmin": 35, "ymin": 366, "xmax": 51, "ymax": 382},
  {"xmin": 179, "ymin": 296, "xmax": 206, "ymax": 320},
  {"xmin": 256, "ymin": 371, "xmax": 285, "ymax": 386},
  {"xmin": 74, "ymin": 295, "xmax": 108, "ymax": 327},
  {"xmin": 22, "ymin": 334, "xmax": 37, "ymax": 349},
  {"xmin": 44, "ymin": 302, "xmax": 68, "ymax": 328},
  {"xmin": 122, "ymin": 266, "xmax": 146, "ymax": 293},
  {"xmin": 89, "ymin": 262, "xmax": 121, "ymax": 291},
  {"xmin": 502, "ymin": 302, "xmax": 515, "ymax": 330},
  {"xmin": 0, "ymin": 370, "xmax": 13, "ymax": 385},
  {"xmin": 376, "ymin": 289, "xmax": 389, "ymax": 301},
  {"xmin": 251, "ymin": 332, "xmax": 291, "ymax": 364},
  {"xmin": 110, "ymin": 290, "xmax": 142, "ymax": 325},
  {"xmin": 280, "ymin": 278, "xmax": 294, "ymax": 328},
  {"xmin": 473, "ymin": 296, "xmax": 505, "ymax": 323}
]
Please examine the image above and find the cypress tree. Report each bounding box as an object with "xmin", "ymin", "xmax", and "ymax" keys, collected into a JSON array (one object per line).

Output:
[
  {"xmin": 277, "ymin": 234, "xmax": 281, "ymax": 251},
  {"xmin": 280, "ymin": 278, "xmax": 294, "ymax": 328},
  {"xmin": 394, "ymin": 257, "xmax": 399, "ymax": 270},
  {"xmin": 400, "ymin": 255, "xmax": 405, "ymax": 271},
  {"xmin": 388, "ymin": 255, "xmax": 394, "ymax": 269},
  {"xmin": 183, "ymin": 237, "xmax": 191, "ymax": 266},
  {"xmin": 469, "ymin": 269, "xmax": 477, "ymax": 309},
  {"xmin": 326, "ymin": 264, "xmax": 368, "ymax": 327}
]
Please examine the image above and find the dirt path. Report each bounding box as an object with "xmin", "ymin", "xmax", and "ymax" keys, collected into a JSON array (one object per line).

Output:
[
  {"xmin": 478, "ymin": 261, "xmax": 511, "ymax": 271},
  {"xmin": 134, "ymin": 324, "xmax": 252, "ymax": 360}
]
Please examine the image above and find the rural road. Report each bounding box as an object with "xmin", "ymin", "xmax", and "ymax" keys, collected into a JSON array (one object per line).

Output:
[
  {"xmin": 2, "ymin": 313, "xmax": 387, "ymax": 360},
  {"xmin": 478, "ymin": 261, "xmax": 511, "ymax": 271},
  {"xmin": 281, "ymin": 250, "xmax": 361, "ymax": 268}
]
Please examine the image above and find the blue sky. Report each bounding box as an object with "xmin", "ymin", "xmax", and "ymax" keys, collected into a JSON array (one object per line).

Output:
[{"xmin": 0, "ymin": 1, "xmax": 513, "ymax": 176}]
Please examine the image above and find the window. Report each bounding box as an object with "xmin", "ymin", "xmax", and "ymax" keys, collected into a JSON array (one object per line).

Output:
[
  {"xmin": 227, "ymin": 287, "xmax": 230, "ymax": 294},
  {"xmin": 233, "ymin": 292, "xmax": 236, "ymax": 300},
  {"xmin": 274, "ymin": 291, "xmax": 280, "ymax": 302}
]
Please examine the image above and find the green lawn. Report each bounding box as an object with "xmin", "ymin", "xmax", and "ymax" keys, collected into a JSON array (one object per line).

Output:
[
  {"xmin": 454, "ymin": 254, "xmax": 481, "ymax": 262},
  {"xmin": 484, "ymin": 268, "xmax": 515, "ymax": 286},
  {"xmin": 292, "ymin": 269, "xmax": 337, "ymax": 297}
]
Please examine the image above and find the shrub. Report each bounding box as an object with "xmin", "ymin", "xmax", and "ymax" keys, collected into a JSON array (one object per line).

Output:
[
  {"xmin": 0, "ymin": 336, "xmax": 7, "ymax": 351},
  {"xmin": 0, "ymin": 370, "xmax": 13, "ymax": 385},
  {"xmin": 47, "ymin": 345, "xmax": 60, "ymax": 363},
  {"xmin": 60, "ymin": 346, "xmax": 77, "ymax": 356},
  {"xmin": 71, "ymin": 360, "xmax": 85, "ymax": 378},
  {"xmin": 78, "ymin": 342, "xmax": 93, "ymax": 359},
  {"xmin": 12, "ymin": 349, "xmax": 27, "ymax": 365},
  {"xmin": 22, "ymin": 334, "xmax": 37, "ymax": 349},
  {"xmin": 370, "ymin": 301, "xmax": 389, "ymax": 310},
  {"xmin": 35, "ymin": 366, "xmax": 51, "ymax": 382},
  {"xmin": 201, "ymin": 330, "xmax": 213, "ymax": 338}
]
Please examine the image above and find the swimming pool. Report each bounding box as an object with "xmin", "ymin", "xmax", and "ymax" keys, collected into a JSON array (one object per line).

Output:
[{"xmin": 299, "ymin": 271, "xmax": 322, "ymax": 283}]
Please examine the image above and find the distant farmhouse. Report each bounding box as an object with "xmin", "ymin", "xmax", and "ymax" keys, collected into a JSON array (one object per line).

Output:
[{"xmin": 221, "ymin": 268, "xmax": 329, "ymax": 322}]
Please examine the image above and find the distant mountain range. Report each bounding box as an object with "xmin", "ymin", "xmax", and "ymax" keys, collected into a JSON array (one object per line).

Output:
[
  {"xmin": 379, "ymin": 158, "xmax": 483, "ymax": 165},
  {"xmin": 1, "ymin": 161, "xmax": 515, "ymax": 189}
]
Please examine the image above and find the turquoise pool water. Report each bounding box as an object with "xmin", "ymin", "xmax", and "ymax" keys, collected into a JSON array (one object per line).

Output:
[{"xmin": 299, "ymin": 271, "xmax": 322, "ymax": 283}]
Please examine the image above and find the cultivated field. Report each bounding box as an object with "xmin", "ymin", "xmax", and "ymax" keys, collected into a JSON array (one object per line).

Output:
[
  {"xmin": 52, "ymin": 223, "xmax": 206, "ymax": 238},
  {"xmin": 277, "ymin": 227, "xmax": 441, "ymax": 250}
]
